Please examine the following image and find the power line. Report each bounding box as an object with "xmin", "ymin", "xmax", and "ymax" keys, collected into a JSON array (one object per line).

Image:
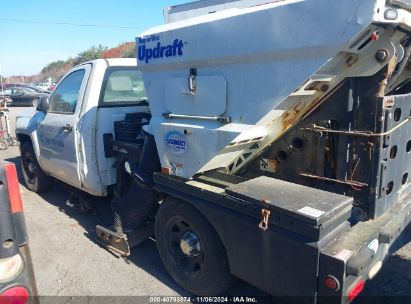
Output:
[{"xmin": 0, "ymin": 17, "xmax": 143, "ymax": 29}]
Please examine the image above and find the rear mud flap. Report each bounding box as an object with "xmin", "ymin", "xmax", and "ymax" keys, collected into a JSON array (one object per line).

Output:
[
  {"xmin": 95, "ymin": 224, "xmax": 154, "ymax": 257},
  {"xmin": 95, "ymin": 225, "xmax": 131, "ymax": 257}
]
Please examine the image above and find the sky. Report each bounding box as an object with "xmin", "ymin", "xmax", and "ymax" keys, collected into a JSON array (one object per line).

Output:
[{"xmin": 0, "ymin": 0, "xmax": 187, "ymax": 77}]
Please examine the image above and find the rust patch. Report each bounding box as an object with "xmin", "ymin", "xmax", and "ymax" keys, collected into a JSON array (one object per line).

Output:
[
  {"xmin": 377, "ymin": 56, "xmax": 397, "ymax": 97},
  {"xmin": 384, "ymin": 98, "xmax": 394, "ymax": 108},
  {"xmin": 345, "ymin": 54, "xmax": 359, "ymax": 67},
  {"xmin": 305, "ymin": 81, "xmax": 329, "ymax": 93},
  {"xmin": 281, "ymin": 111, "xmax": 296, "ymax": 131},
  {"xmin": 300, "ymin": 172, "xmax": 368, "ymax": 188},
  {"xmin": 363, "ymin": 58, "xmax": 397, "ymax": 98},
  {"xmin": 280, "ymin": 89, "xmax": 330, "ymax": 132},
  {"xmin": 300, "ymin": 83, "xmax": 344, "ymax": 123},
  {"xmin": 293, "ymin": 101, "xmax": 306, "ymax": 113},
  {"xmin": 260, "ymin": 158, "xmax": 277, "ymax": 173},
  {"xmin": 280, "ymin": 101, "xmax": 307, "ymax": 131},
  {"xmin": 282, "ymin": 81, "xmax": 347, "ymax": 135},
  {"xmin": 320, "ymin": 84, "xmax": 329, "ymax": 93}
]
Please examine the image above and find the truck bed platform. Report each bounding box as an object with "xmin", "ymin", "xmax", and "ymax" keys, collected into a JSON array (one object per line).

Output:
[{"xmin": 154, "ymin": 172, "xmax": 411, "ymax": 303}]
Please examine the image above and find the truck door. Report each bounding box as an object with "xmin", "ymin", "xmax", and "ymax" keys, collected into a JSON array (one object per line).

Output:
[{"xmin": 37, "ymin": 64, "xmax": 91, "ymax": 188}]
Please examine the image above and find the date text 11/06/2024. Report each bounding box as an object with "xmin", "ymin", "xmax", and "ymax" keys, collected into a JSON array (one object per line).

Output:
[{"xmin": 149, "ymin": 297, "xmax": 259, "ymax": 303}]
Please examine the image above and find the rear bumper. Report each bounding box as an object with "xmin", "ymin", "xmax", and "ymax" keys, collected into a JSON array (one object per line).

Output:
[{"xmin": 317, "ymin": 196, "xmax": 411, "ymax": 303}]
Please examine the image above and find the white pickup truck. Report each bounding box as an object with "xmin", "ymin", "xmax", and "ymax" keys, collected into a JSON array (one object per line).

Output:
[
  {"xmin": 15, "ymin": 58, "xmax": 149, "ymax": 196},
  {"xmin": 14, "ymin": 0, "xmax": 411, "ymax": 302}
]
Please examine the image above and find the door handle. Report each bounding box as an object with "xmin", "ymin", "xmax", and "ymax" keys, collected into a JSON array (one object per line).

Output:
[{"xmin": 62, "ymin": 124, "xmax": 73, "ymax": 132}]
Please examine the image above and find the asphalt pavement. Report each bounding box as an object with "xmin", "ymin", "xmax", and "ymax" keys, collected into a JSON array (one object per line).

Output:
[{"xmin": 0, "ymin": 106, "xmax": 410, "ymax": 303}]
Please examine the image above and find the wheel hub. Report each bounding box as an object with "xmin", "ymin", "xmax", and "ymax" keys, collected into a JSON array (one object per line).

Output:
[{"xmin": 180, "ymin": 231, "xmax": 200, "ymax": 257}]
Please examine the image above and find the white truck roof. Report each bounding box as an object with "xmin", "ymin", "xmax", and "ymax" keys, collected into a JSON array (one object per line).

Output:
[
  {"xmin": 82, "ymin": 58, "xmax": 137, "ymax": 66},
  {"xmin": 79, "ymin": 58, "xmax": 137, "ymax": 68},
  {"xmin": 104, "ymin": 58, "xmax": 137, "ymax": 67},
  {"xmin": 164, "ymin": 0, "xmax": 285, "ymax": 23}
]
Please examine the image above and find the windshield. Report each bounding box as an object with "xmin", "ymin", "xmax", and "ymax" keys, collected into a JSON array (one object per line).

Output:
[{"xmin": 101, "ymin": 68, "xmax": 147, "ymax": 106}]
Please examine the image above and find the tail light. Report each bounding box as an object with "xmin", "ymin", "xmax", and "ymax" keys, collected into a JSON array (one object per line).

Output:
[
  {"xmin": 347, "ymin": 278, "xmax": 365, "ymax": 302},
  {"xmin": 0, "ymin": 286, "xmax": 29, "ymax": 304},
  {"xmin": 324, "ymin": 275, "xmax": 340, "ymax": 291},
  {"xmin": 0, "ymin": 254, "xmax": 23, "ymax": 283}
]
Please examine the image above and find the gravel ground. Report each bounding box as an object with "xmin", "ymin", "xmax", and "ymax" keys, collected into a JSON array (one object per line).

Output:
[{"xmin": 0, "ymin": 106, "xmax": 410, "ymax": 303}]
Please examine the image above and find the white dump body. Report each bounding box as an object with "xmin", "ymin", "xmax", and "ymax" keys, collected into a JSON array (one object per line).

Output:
[{"xmin": 138, "ymin": 0, "xmax": 411, "ymax": 178}]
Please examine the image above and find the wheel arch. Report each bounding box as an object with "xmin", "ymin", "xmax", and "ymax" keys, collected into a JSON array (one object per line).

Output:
[
  {"xmin": 16, "ymin": 134, "xmax": 42, "ymax": 170},
  {"xmin": 16, "ymin": 133, "xmax": 32, "ymax": 146},
  {"xmin": 19, "ymin": 138, "xmax": 52, "ymax": 193}
]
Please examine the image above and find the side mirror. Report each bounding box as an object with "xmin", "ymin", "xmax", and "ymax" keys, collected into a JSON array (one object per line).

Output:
[{"xmin": 37, "ymin": 96, "xmax": 50, "ymax": 112}]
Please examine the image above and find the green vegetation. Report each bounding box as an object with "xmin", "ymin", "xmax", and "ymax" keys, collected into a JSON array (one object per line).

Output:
[{"xmin": 75, "ymin": 44, "xmax": 108, "ymax": 65}]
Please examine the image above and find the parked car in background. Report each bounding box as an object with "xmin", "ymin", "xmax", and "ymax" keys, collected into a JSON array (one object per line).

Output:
[
  {"xmin": 1, "ymin": 83, "xmax": 25, "ymax": 92},
  {"xmin": 0, "ymin": 162, "xmax": 38, "ymax": 304},
  {"xmin": 0, "ymin": 84, "xmax": 49, "ymax": 94},
  {"xmin": 47, "ymin": 84, "xmax": 56, "ymax": 92},
  {"xmin": 4, "ymin": 87, "xmax": 49, "ymax": 107},
  {"xmin": 24, "ymin": 85, "xmax": 50, "ymax": 94},
  {"xmin": 35, "ymin": 83, "xmax": 50, "ymax": 92}
]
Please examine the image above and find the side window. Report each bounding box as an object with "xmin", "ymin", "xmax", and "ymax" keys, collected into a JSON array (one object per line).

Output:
[
  {"xmin": 101, "ymin": 69, "xmax": 147, "ymax": 106},
  {"xmin": 49, "ymin": 69, "xmax": 85, "ymax": 114}
]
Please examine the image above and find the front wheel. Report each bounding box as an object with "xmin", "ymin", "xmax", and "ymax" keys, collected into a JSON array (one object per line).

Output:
[
  {"xmin": 20, "ymin": 142, "xmax": 52, "ymax": 193},
  {"xmin": 155, "ymin": 197, "xmax": 235, "ymax": 296}
]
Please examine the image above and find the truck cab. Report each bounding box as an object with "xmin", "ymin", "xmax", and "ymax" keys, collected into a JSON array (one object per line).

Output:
[{"xmin": 15, "ymin": 58, "xmax": 149, "ymax": 196}]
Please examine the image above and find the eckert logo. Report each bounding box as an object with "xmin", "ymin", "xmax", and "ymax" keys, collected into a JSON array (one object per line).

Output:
[
  {"xmin": 138, "ymin": 37, "xmax": 184, "ymax": 64},
  {"xmin": 165, "ymin": 131, "xmax": 187, "ymax": 155}
]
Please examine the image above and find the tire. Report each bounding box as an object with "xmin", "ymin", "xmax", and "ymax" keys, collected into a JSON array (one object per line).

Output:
[
  {"xmin": 155, "ymin": 197, "xmax": 235, "ymax": 296},
  {"xmin": 20, "ymin": 142, "xmax": 51, "ymax": 193},
  {"xmin": 32, "ymin": 99, "xmax": 39, "ymax": 107}
]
